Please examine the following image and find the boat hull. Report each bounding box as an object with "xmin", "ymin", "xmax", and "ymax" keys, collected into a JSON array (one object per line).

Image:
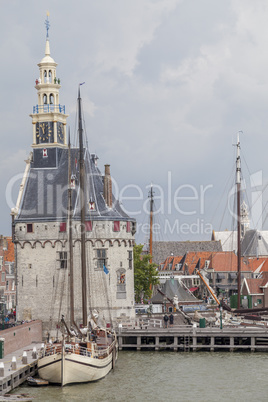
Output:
[{"xmin": 38, "ymin": 346, "xmax": 117, "ymax": 386}]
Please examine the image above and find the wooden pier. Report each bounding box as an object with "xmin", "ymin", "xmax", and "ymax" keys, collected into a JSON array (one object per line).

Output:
[{"xmin": 118, "ymin": 325, "xmax": 268, "ymax": 352}]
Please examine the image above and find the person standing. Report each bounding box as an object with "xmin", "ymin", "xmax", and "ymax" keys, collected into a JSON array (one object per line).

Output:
[
  {"xmin": 163, "ymin": 314, "xmax": 169, "ymax": 328},
  {"xmin": 169, "ymin": 313, "xmax": 174, "ymax": 326}
]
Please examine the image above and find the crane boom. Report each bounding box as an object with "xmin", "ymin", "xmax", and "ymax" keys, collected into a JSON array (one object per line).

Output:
[{"xmin": 197, "ymin": 271, "xmax": 220, "ymax": 305}]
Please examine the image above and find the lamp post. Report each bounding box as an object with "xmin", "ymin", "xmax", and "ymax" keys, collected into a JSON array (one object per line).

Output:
[{"xmin": 220, "ymin": 306, "xmax": 223, "ymax": 330}]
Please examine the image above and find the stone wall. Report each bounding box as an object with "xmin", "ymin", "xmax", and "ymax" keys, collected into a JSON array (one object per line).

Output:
[
  {"xmin": 0, "ymin": 320, "xmax": 42, "ymax": 356},
  {"xmin": 15, "ymin": 220, "xmax": 135, "ymax": 336}
]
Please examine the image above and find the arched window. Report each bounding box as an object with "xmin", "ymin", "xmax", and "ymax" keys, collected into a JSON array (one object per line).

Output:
[
  {"xmin": 44, "ymin": 70, "xmax": 47, "ymax": 80},
  {"xmin": 49, "ymin": 70, "xmax": 52, "ymax": 83},
  {"xmin": 49, "ymin": 94, "xmax": 54, "ymax": 104},
  {"xmin": 43, "ymin": 94, "xmax": 47, "ymax": 104}
]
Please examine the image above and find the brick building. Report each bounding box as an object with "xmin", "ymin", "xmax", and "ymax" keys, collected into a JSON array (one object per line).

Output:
[{"xmin": 0, "ymin": 236, "xmax": 15, "ymax": 311}]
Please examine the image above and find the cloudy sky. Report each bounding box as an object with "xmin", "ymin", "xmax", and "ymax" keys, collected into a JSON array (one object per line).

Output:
[{"xmin": 1, "ymin": 0, "xmax": 268, "ymax": 244}]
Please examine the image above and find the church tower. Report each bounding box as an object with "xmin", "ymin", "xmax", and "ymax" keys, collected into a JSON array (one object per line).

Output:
[
  {"xmin": 30, "ymin": 15, "xmax": 68, "ymax": 169},
  {"xmin": 12, "ymin": 17, "xmax": 136, "ymax": 337}
]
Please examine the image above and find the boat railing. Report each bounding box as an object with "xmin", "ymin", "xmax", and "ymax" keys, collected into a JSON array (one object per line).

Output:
[{"xmin": 42, "ymin": 339, "xmax": 116, "ymax": 359}]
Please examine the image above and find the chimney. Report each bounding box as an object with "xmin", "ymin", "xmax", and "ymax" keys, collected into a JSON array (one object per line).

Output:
[{"xmin": 103, "ymin": 164, "xmax": 112, "ymax": 208}]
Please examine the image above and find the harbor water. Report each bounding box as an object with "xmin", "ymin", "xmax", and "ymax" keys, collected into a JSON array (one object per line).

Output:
[{"xmin": 14, "ymin": 351, "xmax": 268, "ymax": 401}]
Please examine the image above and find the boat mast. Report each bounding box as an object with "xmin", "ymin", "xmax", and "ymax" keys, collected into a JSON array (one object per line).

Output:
[
  {"xmin": 236, "ymin": 132, "xmax": 241, "ymax": 309},
  {"xmin": 149, "ymin": 184, "xmax": 154, "ymax": 264},
  {"xmin": 78, "ymin": 86, "xmax": 87, "ymax": 327},
  {"xmin": 68, "ymin": 129, "xmax": 74, "ymax": 326}
]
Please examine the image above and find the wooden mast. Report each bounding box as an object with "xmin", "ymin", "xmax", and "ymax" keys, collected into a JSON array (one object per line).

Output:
[
  {"xmin": 236, "ymin": 132, "xmax": 241, "ymax": 309},
  {"xmin": 78, "ymin": 86, "xmax": 87, "ymax": 327},
  {"xmin": 67, "ymin": 128, "xmax": 74, "ymax": 326},
  {"xmin": 149, "ymin": 184, "xmax": 154, "ymax": 264}
]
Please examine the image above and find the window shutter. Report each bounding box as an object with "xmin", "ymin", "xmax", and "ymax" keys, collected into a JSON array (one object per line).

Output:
[
  {"xmin": 60, "ymin": 222, "xmax": 66, "ymax": 232},
  {"xmin": 114, "ymin": 221, "xmax": 120, "ymax": 232},
  {"xmin": 85, "ymin": 221, "xmax": 92, "ymax": 231},
  {"xmin": 126, "ymin": 221, "xmax": 131, "ymax": 232}
]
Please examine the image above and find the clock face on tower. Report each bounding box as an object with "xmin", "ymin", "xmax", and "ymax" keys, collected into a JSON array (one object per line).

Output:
[
  {"xmin": 36, "ymin": 122, "xmax": 54, "ymax": 144},
  {"xmin": 57, "ymin": 122, "xmax": 64, "ymax": 144}
]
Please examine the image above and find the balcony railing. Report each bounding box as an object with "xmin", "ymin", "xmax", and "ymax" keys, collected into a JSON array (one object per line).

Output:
[{"xmin": 33, "ymin": 104, "xmax": 66, "ymax": 114}]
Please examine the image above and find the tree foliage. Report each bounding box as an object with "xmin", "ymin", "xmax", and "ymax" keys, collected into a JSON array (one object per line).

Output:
[{"xmin": 134, "ymin": 244, "xmax": 159, "ymax": 303}]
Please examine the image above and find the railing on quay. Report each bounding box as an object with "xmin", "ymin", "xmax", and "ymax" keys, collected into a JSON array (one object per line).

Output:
[{"xmin": 32, "ymin": 104, "xmax": 66, "ymax": 114}]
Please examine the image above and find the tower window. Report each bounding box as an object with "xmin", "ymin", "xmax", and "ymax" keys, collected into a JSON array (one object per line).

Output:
[
  {"xmin": 128, "ymin": 250, "xmax": 133, "ymax": 269},
  {"xmin": 49, "ymin": 93, "xmax": 54, "ymax": 104},
  {"xmin": 27, "ymin": 224, "xmax": 33, "ymax": 233},
  {"xmin": 58, "ymin": 252, "xmax": 67, "ymax": 269},
  {"xmin": 96, "ymin": 249, "xmax": 107, "ymax": 269},
  {"xmin": 43, "ymin": 94, "xmax": 47, "ymax": 104}
]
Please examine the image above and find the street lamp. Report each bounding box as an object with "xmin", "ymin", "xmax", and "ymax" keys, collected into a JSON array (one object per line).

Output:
[{"xmin": 220, "ymin": 306, "xmax": 223, "ymax": 330}]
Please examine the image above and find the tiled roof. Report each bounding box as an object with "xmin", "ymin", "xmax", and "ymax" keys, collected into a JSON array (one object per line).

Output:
[
  {"xmin": 255, "ymin": 258, "xmax": 268, "ymax": 273},
  {"xmin": 243, "ymin": 278, "xmax": 264, "ymax": 295},
  {"xmin": 3, "ymin": 237, "xmax": 14, "ymax": 263},
  {"xmin": 160, "ymin": 252, "xmax": 212, "ymax": 274},
  {"xmin": 209, "ymin": 252, "xmax": 255, "ymax": 272},
  {"xmin": 152, "ymin": 241, "xmax": 222, "ymax": 265},
  {"xmin": 244, "ymin": 257, "xmax": 267, "ymax": 273}
]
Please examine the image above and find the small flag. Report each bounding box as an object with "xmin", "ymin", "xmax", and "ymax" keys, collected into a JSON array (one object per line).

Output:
[
  {"xmin": 103, "ymin": 264, "xmax": 109, "ymax": 275},
  {"xmin": 80, "ymin": 82, "xmax": 85, "ymax": 86}
]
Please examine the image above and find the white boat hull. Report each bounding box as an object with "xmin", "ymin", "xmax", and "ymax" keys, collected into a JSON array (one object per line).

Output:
[{"xmin": 38, "ymin": 342, "xmax": 117, "ymax": 386}]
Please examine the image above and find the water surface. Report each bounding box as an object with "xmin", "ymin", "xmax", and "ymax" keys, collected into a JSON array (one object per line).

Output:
[{"xmin": 16, "ymin": 351, "xmax": 268, "ymax": 401}]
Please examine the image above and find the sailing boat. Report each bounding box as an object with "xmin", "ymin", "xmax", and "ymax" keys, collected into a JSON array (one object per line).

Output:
[{"xmin": 37, "ymin": 87, "xmax": 118, "ymax": 386}]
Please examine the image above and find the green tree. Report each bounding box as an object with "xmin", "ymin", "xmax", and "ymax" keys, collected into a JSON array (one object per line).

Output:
[{"xmin": 134, "ymin": 244, "xmax": 159, "ymax": 303}]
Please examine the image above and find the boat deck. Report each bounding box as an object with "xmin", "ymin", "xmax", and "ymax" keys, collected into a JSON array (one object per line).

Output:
[{"xmin": 0, "ymin": 343, "xmax": 43, "ymax": 396}]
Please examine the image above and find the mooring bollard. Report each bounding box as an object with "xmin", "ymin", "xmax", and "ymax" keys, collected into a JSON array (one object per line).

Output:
[
  {"xmin": 32, "ymin": 347, "xmax": 37, "ymax": 359},
  {"xmin": 11, "ymin": 356, "xmax": 17, "ymax": 371},
  {"xmin": 0, "ymin": 362, "xmax": 4, "ymax": 376},
  {"xmin": 22, "ymin": 351, "xmax": 27, "ymax": 364}
]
